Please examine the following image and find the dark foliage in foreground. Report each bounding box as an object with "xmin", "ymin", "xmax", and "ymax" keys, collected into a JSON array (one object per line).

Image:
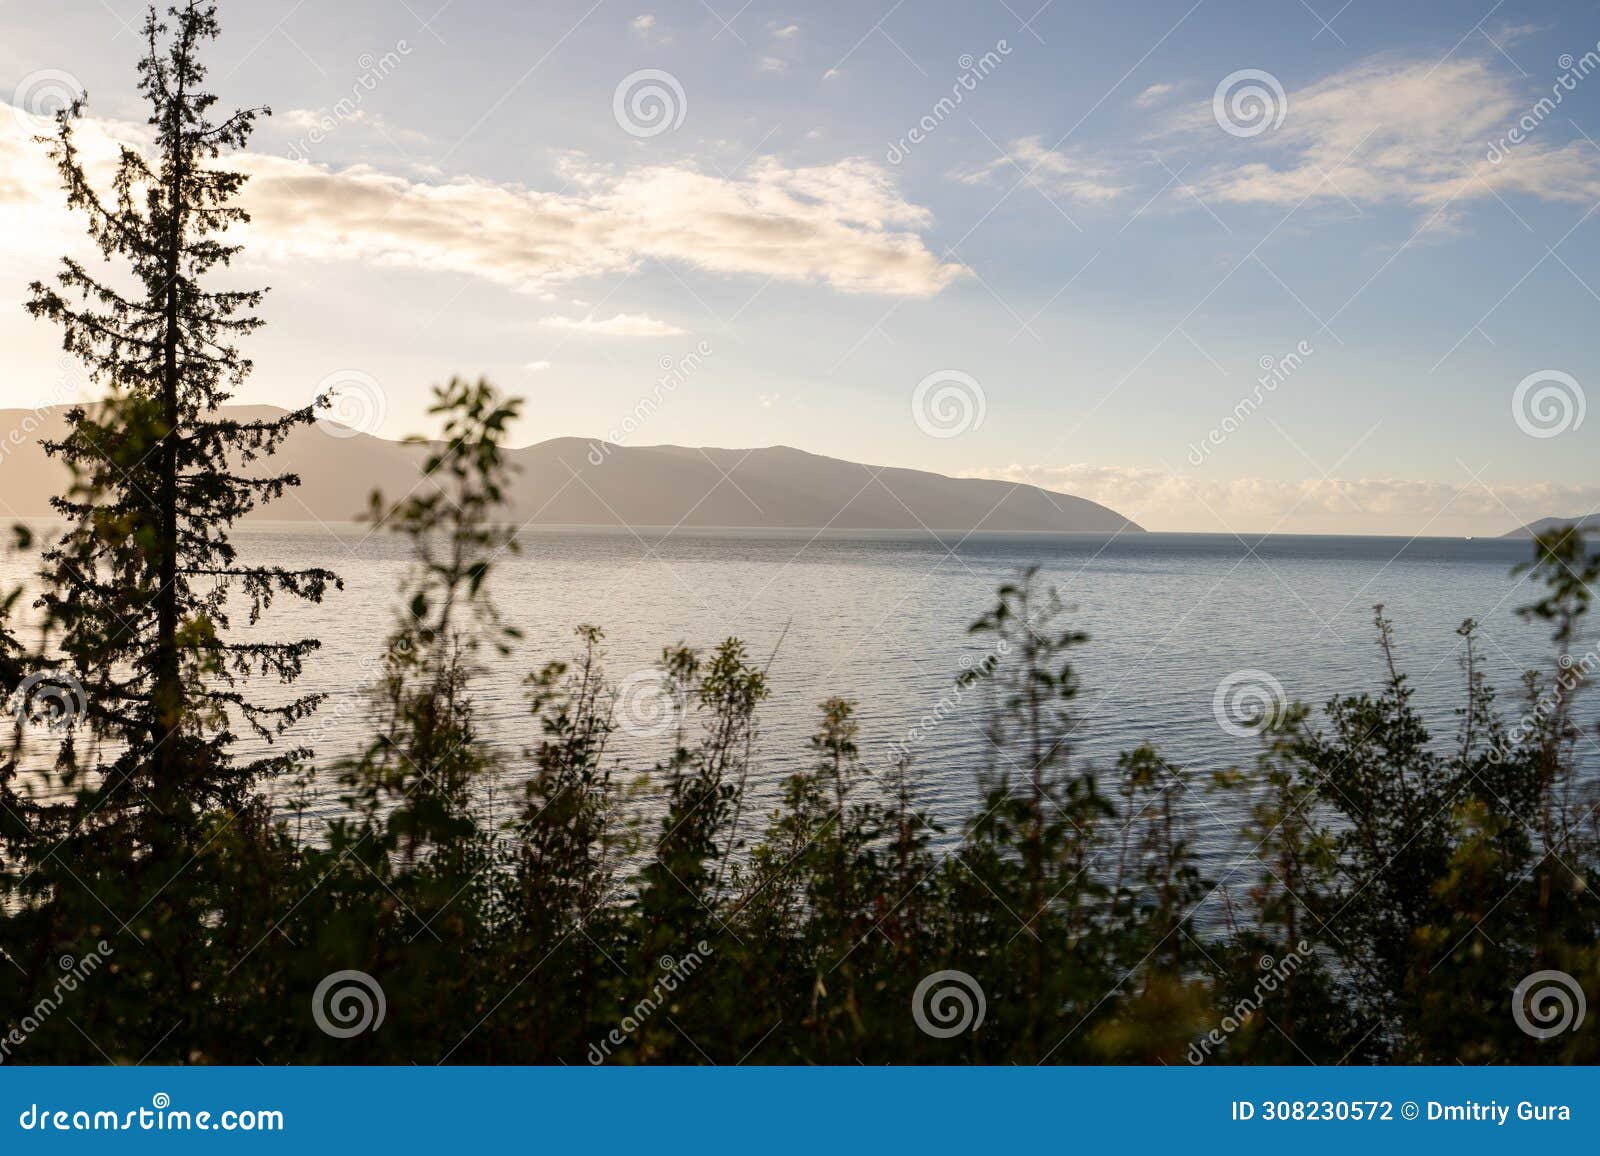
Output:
[
  {"xmin": 1, "ymin": 371, "xmax": 1595, "ymax": 1064},
  {"xmin": 0, "ymin": 3, "xmax": 1597, "ymax": 1066}
]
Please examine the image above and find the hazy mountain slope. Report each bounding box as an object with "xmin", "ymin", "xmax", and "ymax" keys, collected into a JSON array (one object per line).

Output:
[
  {"xmin": 0, "ymin": 406, "xmax": 1142, "ymax": 533},
  {"xmin": 1501, "ymin": 514, "xmax": 1600, "ymax": 539}
]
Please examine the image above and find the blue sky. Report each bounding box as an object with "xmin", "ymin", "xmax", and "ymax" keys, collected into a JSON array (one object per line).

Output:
[{"xmin": 3, "ymin": 0, "xmax": 1599, "ymax": 533}]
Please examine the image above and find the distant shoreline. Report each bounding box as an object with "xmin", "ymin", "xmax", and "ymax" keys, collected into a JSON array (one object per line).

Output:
[{"xmin": 2, "ymin": 518, "xmax": 1532, "ymax": 546}]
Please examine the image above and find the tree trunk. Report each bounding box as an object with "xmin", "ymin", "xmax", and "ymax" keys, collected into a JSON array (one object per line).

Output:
[{"xmin": 154, "ymin": 74, "xmax": 186, "ymax": 797}]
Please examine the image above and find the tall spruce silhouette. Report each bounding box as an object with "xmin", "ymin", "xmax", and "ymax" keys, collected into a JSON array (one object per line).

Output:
[{"xmin": 23, "ymin": 0, "xmax": 337, "ymax": 824}]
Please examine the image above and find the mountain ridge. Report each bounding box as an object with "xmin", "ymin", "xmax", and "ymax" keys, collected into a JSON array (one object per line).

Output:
[
  {"xmin": 1500, "ymin": 514, "xmax": 1600, "ymax": 539},
  {"xmin": 0, "ymin": 405, "xmax": 1142, "ymax": 534}
]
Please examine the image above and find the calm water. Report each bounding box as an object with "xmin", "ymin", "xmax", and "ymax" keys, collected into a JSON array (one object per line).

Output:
[
  {"xmin": 246, "ymin": 527, "xmax": 1577, "ymax": 849},
  {"xmin": 7, "ymin": 526, "xmax": 1585, "ymax": 872}
]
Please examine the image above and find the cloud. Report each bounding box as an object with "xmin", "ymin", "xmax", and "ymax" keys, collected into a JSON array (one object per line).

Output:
[
  {"xmin": 937, "ymin": 54, "xmax": 1600, "ymax": 230},
  {"xmin": 628, "ymin": 13, "xmax": 670, "ymax": 43},
  {"xmin": 759, "ymin": 57, "xmax": 788, "ymax": 73},
  {"xmin": 1490, "ymin": 21, "xmax": 1545, "ymax": 46},
  {"xmin": 537, "ymin": 312, "xmax": 686, "ymax": 336},
  {"xmin": 972, "ymin": 462, "xmax": 1600, "ymax": 533},
  {"xmin": 0, "ymin": 108, "xmax": 146, "ymax": 263},
  {"xmin": 1135, "ymin": 82, "xmax": 1177, "ymax": 107},
  {"xmin": 275, "ymin": 106, "xmax": 430, "ymax": 155},
  {"xmin": 953, "ymin": 135, "xmax": 1128, "ymax": 202},
  {"xmin": 0, "ymin": 110, "xmax": 965, "ymax": 298},
  {"xmin": 1171, "ymin": 55, "xmax": 1600, "ymax": 216},
  {"xmin": 771, "ymin": 23, "xmax": 800, "ymax": 38},
  {"xmin": 524, "ymin": 360, "xmax": 552, "ymax": 371},
  {"xmin": 282, "ymin": 106, "xmax": 351, "ymax": 130}
]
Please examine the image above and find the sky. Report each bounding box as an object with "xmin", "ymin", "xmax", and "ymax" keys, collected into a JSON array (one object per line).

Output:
[{"xmin": 2, "ymin": 0, "xmax": 1599, "ymax": 535}]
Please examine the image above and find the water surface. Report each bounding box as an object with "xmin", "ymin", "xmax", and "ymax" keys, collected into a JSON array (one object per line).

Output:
[{"xmin": 7, "ymin": 526, "xmax": 1581, "ymax": 876}]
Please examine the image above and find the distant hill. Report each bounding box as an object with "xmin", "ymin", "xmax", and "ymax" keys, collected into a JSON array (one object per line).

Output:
[
  {"xmin": 0, "ymin": 406, "xmax": 1142, "ymax": 534},
  {"xmin": 1501, "ymin": 515, "xmax": 1600, "ymax": 540}
]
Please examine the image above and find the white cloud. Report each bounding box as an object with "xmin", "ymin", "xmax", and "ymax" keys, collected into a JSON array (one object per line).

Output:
[
  {"xmin": 953, "ymin": 135, "xmax": 1128, "ymax": 202},
  {"xmin": 282, "ymin": 106, "xmax": 360, "ymax": 129},
  {"xmin": 759, "ymin": 57, "xmax": 788, "ymax": 73},
  {"xmin": 1135, "ymin": 82, "xmax": 1177, "ymax": 107},
  {"xmin": 1171, "ymin": 55, "xmax": 1600, "ymax": 215},
  {"xmin": 0, "ymin": 110, "xmax": 964, "ymax": 298},
  {"xmin": 631, "ymin": 14, "xmax": 655, "ymax": 30},
  {"xmin": 524, "ymin": 359, "xmax": 552, "ymax": 371},
  {"xmin": 1491, "ymin": 21, "xmax": 1545, "ymax": 46},
  {"xmin": 973, "ymin": 462, "xmax": 1600, "ymax": 534},
  {"xmin": 0, "ymin": 109, "xmax": 145, "ymax": 263},
  {"xmin": 275, "ymin": 106, "xmax": 429, "ymax": 153},
  {"xmin": 538, "ymin": 312, "xmax": 686, "ymax": 336},
  {"xmin": 771, "ymin": 23, "xmax": 800, "ymax": 38},
  {"xmin": 940, "ymin": 54, "xmax": 1600, "ymax": 228}
]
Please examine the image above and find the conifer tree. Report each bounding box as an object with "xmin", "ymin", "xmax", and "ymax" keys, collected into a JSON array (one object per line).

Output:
[{"xmin": 23, "ymin": 1, "xmax": 337, "ymax": 824}]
